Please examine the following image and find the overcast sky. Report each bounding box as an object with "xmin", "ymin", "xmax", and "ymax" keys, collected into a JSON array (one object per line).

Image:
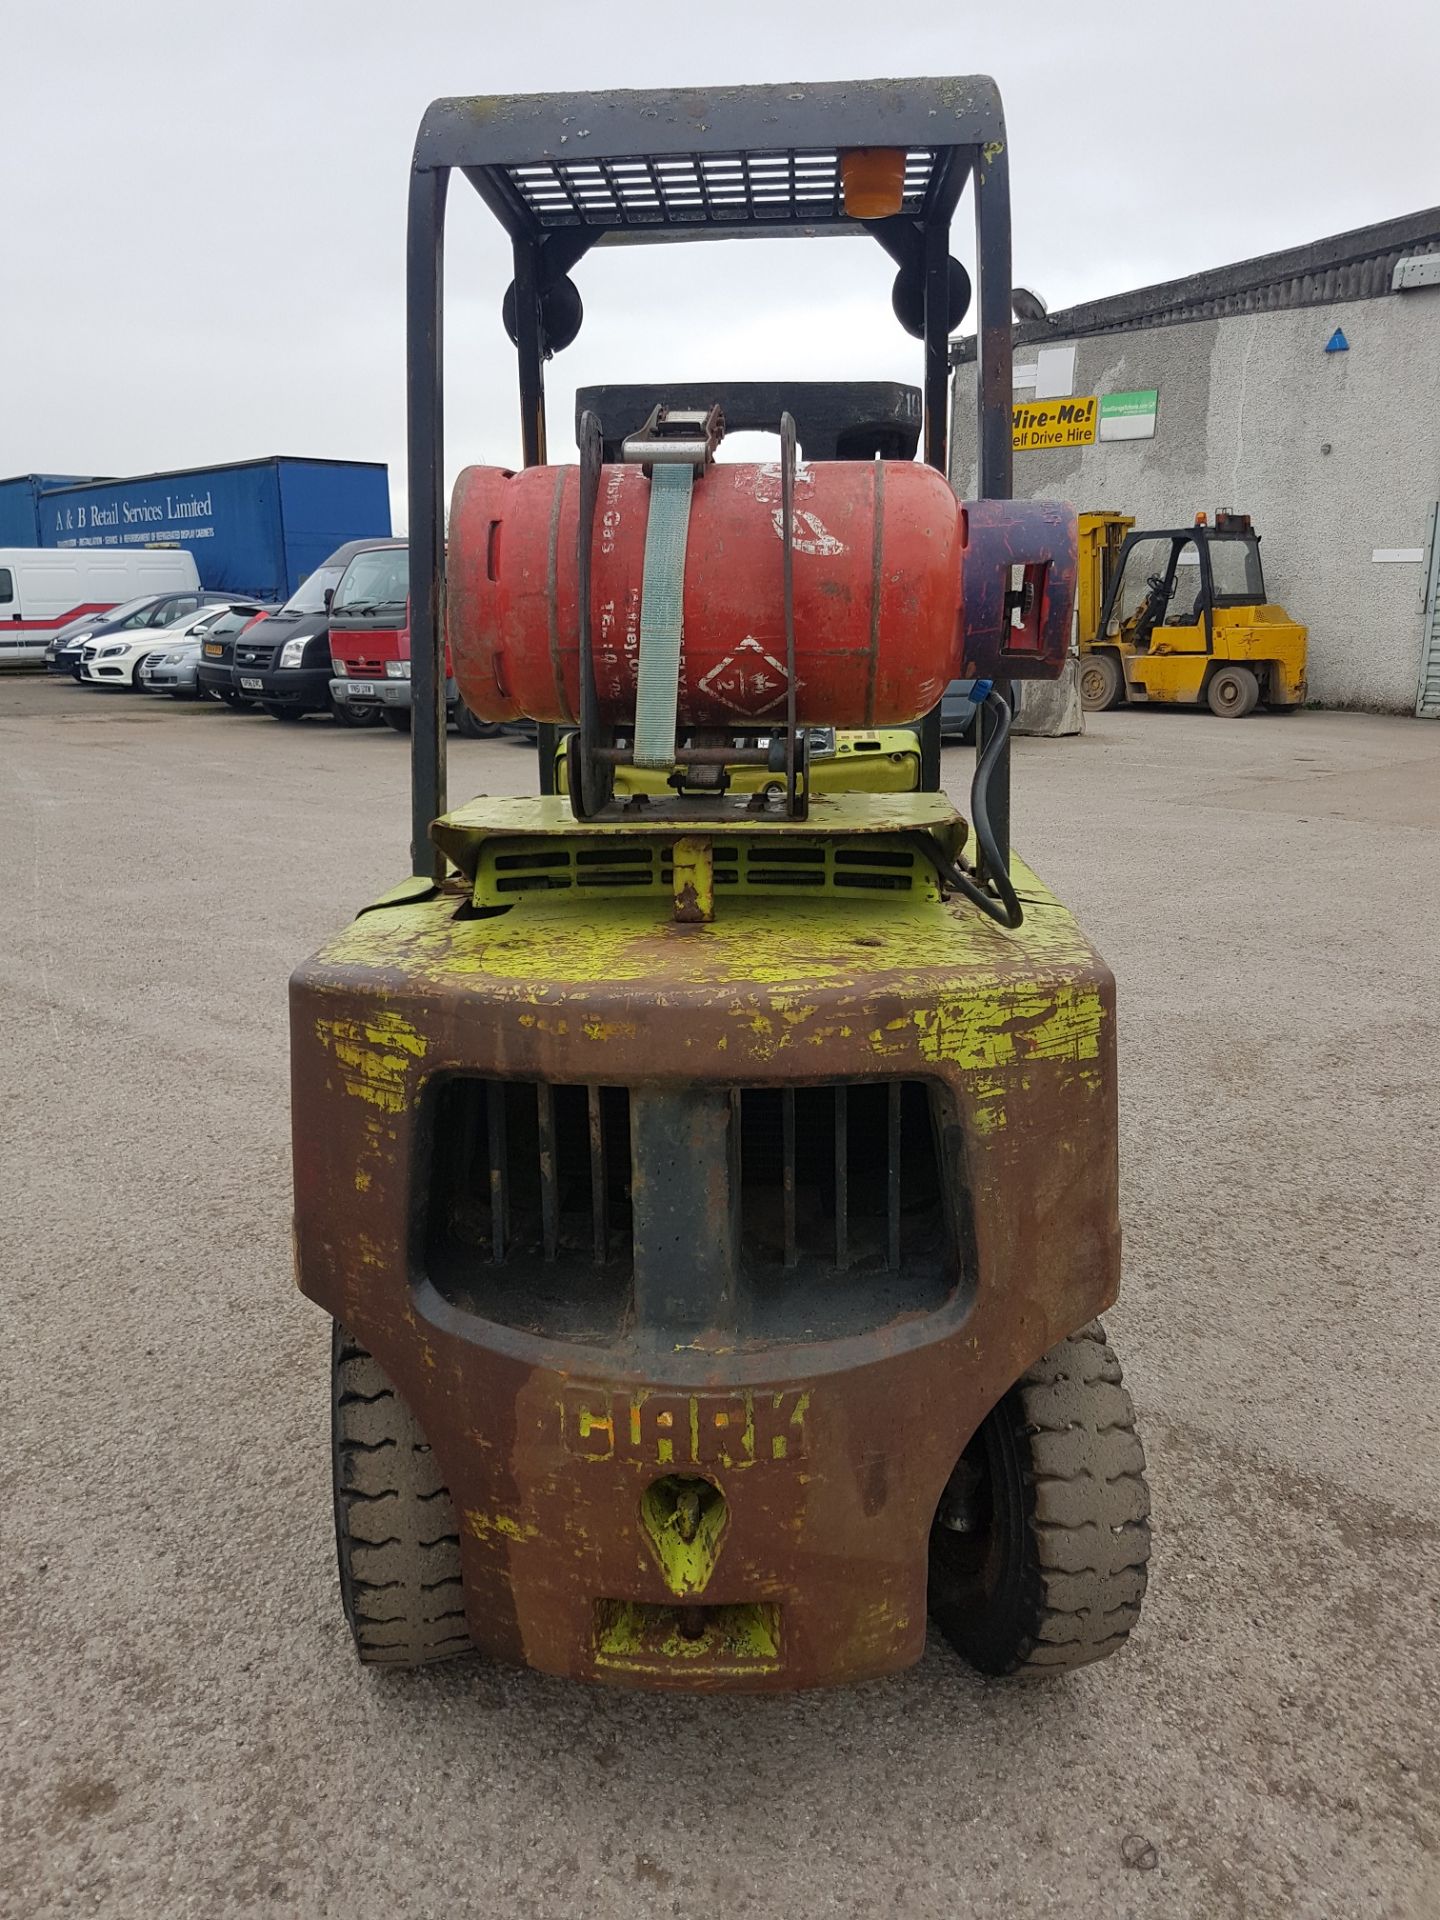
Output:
[{"xmin": 9, "ymin": 0, "xmax": 1435, "ymax": 522}]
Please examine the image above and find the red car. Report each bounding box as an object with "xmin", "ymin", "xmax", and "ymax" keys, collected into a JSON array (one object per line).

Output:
[{"xmin": 327, "ymin": 542, "xmax": 493, "ymax": 735}]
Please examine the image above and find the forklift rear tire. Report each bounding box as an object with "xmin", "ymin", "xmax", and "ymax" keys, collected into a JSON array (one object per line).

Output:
[
  {"xmin": 1080, "ymin": 652, "xmax": 1123, "ymax": 712},
  {"xmin": 928, "ymin": 1322, "xmax": 1150, "ymax": 1676},
  {"xmin": 332, "ymin": 1324, "xmax": 470, "ymax": 1666},
  {"xmin": 382, "ymin": 709, "xmax": 411, "ymax": 733},
  {"xmin": 1206, "ymin": 664, "xmax": 1260, "ymax": 717}
]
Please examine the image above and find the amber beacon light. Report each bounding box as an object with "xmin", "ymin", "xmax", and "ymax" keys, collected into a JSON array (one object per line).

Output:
[{"xmin": 840, "ymin": 147, "xmax": 907, "ymax": 219}]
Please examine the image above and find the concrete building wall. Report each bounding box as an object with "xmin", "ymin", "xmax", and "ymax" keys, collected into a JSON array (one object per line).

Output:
[{"xmin": 951, "ymin": 291, "xmax": 1440, "ymax": 712}]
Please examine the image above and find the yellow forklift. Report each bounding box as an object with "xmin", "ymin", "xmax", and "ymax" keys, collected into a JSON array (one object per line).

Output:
[
  {"xmin": 1078, "ymin": 510, "xmax": 1307, "ymax": 715},
  {"xmin": 290, "ymin": 79, "xmax": 1150, "ymax": 1690}
]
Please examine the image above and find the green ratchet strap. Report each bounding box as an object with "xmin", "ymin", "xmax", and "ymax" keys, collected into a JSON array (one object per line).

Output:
[{"xmin": 633, "ymin": 462, "xmax": 695, "ymax": 769}]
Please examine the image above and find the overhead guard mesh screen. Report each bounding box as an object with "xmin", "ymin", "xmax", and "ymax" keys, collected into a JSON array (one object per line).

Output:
[{"xmin": 503, "ymin": 147, "xmax": 937, "ymax": 230}]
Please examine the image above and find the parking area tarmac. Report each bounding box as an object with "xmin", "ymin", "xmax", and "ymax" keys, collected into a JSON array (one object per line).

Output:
[{"xmin": 2, "ymin": 672, "xmax": 1438, "ymax": 1920}]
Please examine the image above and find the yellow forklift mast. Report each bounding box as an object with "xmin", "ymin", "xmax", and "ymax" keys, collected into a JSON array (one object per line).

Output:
[{"xmin": 1078, "ymin": 510, "xmax": 1307, "ymax": 716}]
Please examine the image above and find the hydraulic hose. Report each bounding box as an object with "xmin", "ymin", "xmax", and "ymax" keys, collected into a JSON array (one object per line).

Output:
[{"xmin": 931, "ymin": 685, "xmax": 1025, "ymax": 929}]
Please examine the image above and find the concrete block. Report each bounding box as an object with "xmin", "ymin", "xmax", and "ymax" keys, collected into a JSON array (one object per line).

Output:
[{"xmin": 1015, "ymin": 657, "xmax": 1084, "ymax": 735}]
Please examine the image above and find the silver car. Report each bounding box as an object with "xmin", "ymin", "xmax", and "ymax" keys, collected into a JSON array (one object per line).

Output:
[
  {"xmin": 133, "ymin": 604, "xmax": 250, "ymax": 698},
  {"xmin": 137, "ymin": 635, "xmax": 205, "ymax": 698}
]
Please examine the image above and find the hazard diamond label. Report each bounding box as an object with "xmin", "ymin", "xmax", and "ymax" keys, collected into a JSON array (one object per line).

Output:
[{"xmin": 696, "ymin": 636, "xmax": 797, "ymax": 716}]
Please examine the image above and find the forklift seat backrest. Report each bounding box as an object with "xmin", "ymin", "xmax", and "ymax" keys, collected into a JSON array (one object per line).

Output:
[{"xmin": 575, "ymin": 381, "xmax": 923, "ymax": 464}]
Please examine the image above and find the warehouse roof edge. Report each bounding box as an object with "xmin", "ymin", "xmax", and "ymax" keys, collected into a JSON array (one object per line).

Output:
[{"xmin": 952, "ymin": 204, "xmax": 1440, "ymax": 362}]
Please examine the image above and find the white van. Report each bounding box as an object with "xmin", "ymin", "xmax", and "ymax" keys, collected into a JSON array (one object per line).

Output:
[{"xmin": 0, "ymin": 548, "xmax": 201, "ymax": 665}]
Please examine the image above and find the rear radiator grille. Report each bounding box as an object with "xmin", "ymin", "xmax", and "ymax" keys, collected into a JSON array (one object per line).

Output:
[{"xmin": 425, "ymin": 1079, "xmax": 958, "ymax": 1343}]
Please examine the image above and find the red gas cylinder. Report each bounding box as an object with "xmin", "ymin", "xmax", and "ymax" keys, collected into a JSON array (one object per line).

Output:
[{"xmin": 448, "ymin": 461, "xmax": 1074, "ymax": 729}]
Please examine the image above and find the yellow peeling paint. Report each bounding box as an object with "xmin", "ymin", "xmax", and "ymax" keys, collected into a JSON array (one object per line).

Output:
[
  {"xmin": 639, "ymin": 1478, "xmax": 728, "ymax": 1595},
  {"xmin": 594, "ymin": 1600, "xmax": 780, "ymax": 1670},
  {"xmin": 909, "ymin": 981, "xmax": 1103, "ymax": 1074},
  {"xmin": 969, "ymin": 1078, "xmax": 1010, "ymax": 1135},
  {"xmin": 303, "ymin": 809, "xmax": 1112, "ymax": 1121},
  {"xmin": 314, "ymin": 1009, "xmax": 427, "ymax": 1115},
  {"xmin": 583, "ymin": 1017, "xmax": 637, "ymax": 1042},
  {"xmin": 466, "ymin": 1510, "xmax": 539, "ymax": 1544},
  {"xmin": 672, "ymin": 835, "xmax": 715, "ymax": 924},
  {"xmin": 519, "ymin": 1012, "xmax": 570, "ymax": 1036}
]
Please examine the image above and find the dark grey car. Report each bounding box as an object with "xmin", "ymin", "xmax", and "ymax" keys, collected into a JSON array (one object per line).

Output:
[{"xmin": 232, "ymin": 539, "xmax": 390, "ymax": 725}]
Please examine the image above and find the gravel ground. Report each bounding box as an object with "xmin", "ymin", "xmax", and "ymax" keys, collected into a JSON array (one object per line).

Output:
[{"xmin": 2, "ymin": 674, "xmax": 1437, "ymax": 1920}]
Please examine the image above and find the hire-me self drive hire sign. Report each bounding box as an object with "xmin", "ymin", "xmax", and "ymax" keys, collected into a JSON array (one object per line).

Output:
[
  {"xmin": 1012, "ymin": 389, "xmax": 1160, "ymax": 452},
  {"xmin": 1012, "ymin": 395, "xmax": 1098, "ymax": 451}
]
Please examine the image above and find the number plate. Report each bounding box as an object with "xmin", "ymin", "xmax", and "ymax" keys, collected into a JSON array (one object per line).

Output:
[
  {"xmin": 203, "ymin": 643, "xmax": 223, "ymax": 657},
  {"xmin": 345, "ymin": 681, "xmax": 376, "ymax": 698},
  {"xmin": 239, "ymin": 676, "xmax": 262, "ymax": 690}
]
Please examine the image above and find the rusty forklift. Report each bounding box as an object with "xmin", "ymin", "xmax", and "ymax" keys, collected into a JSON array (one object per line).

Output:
[{"xmin": 291, "ymin": 79, "xmax": 1151, "ymax": 1689}]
